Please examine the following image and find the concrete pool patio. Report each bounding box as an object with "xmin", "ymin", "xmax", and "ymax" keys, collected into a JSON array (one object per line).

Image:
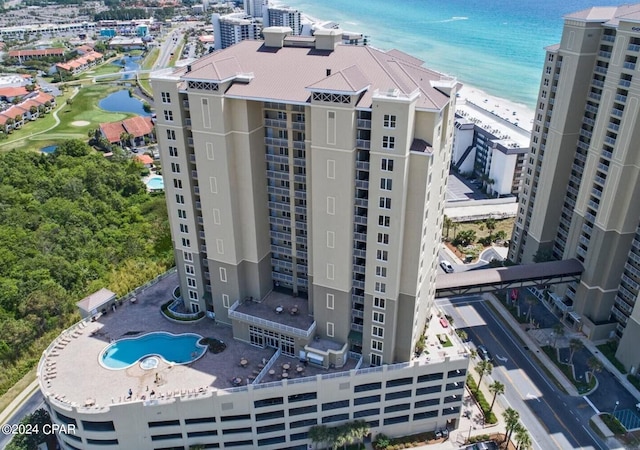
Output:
[{"xmin": 38, "ymin": 271, "xmax": 358, "ymax": 411}]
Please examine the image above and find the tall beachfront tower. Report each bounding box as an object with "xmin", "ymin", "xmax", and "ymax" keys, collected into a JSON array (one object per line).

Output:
[
  {"xmin": 153, "ymin": 27, "xmax": 458, "ymax": 367},
  {"xmin": 509, "ymin": 4, "xmax": 640, "ymax": 371}
]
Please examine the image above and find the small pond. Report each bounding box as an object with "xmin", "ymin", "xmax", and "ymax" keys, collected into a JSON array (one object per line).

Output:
[
  {"xmin": 99, "ymin": 90, "xmax": 151, "ymax": 116},
  {"xmin": 112, "ymin": 55, "xmax": 142, "ymax": 80}
]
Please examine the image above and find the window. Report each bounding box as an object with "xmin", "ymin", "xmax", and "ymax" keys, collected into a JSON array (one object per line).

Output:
[
  {"xmin": 183, "ymin": 251, "xmax": 193, "ymax": 262},
  {"xmin": 179, "ymin": 223, "xmax": 188, "ymax": 233},
  {"xmin": 382, "ymin": 136, "xmax": 395, "ymax": 149},
  {"xmin": 166, "ymin": 129, "xmax": 176, "ymax": 140},
  {"xmin": 381, "ymin": 158, "xmax": 394, "ymax": 171},
  {"xmin": 376, "ymin": 266, "xmax": 387, "ymax": 277},
  {"xmin": 377, "ymin": 233, "xmax": 389, "ymax": 244},
  {"xmin": 327, "ymin": 197, "xmax": 335, "ymax": 215},
  {"xmin": 376, "ymin": 250, "xmax": 388, "ymax": 261},
  {"xmin": 171, "ymin": 162, "xmax": 180, "ymax": 173},
  {"xmin": 383, "ymin": 114, "xmax": 396, "ymax": 128},
  {"xmin": 327, "ymin": 159, "xmax": 335, "ymax": 179},
  {"xmin": 176, "ymin": 194, "xmax": 185, "ymax": 204},
  {"xmin": 378, "ymin": 215, "xmax": 390, "ymax": 227},
  {"xmin": 374, "ymin": 297, "xmax": 385, "ymax": 309},
  {"xmin": 187, "ymin": 278, "xmax": 197, "ymax": 287},
  {"xmin": 178, "ymin": 209, "xmax": 187, "ymax": 219},
  {"xmin": 173, "ymin": 179, "xmax": 182, "ymax": 189},
  {"xmin": 185, "ymin": 265, "xmax": 195, "ymax": 275},
  {"xmin": 370, "ymin": 353, "xmax": 382, "ymax": 366},
  {"xmin": 379, "ymin": 197, "xmax": 392, "ymax": 209},
  {"xmin": 373, "ymin": 311, "xmax": 385, "ymax": 323},
  {"xmin": 372, "ymin": 340, "xmax": 383, "ymax": 351},
  {"xmin": 161, "ymin": 92, "xmax": 171, "ymax": 103},
  {"xmin": 327, "ymin": 231, "xmax": 335, "ymax": 248},
  {"xmin": 220, "ymin": 268, "xmax": 227, "ymax": 282},
  {"xmin": 163, "ymin": 110, "xmax": 173, "ymax": 121},
  {"xmin": 374, "ymin": 282, "xmax": 386, "ymax": 293},
  {"xmin": 182, "ymin": 238, "xmax": 191, "ymax": 247},
  {"xmin": 327, "ymin": 294, "xmax": 334, "ymax": 309},
  {"xmin": 372, "ymin": 326, "xmax": 384, "ymax": 337},
  {"xmin": 380, "ymin": 178, "xmax": 393, "ymax": 190},
  {"xmin": 169, "ymin": 146, "xmax": 178, "ymax": 157},
  {"xmin": 327, "ymin": 322, "xmax": 334, "ymax": 337},
  {"xmin": 188, "ymin": 290, "xmax": 198, "ymax": 300}
]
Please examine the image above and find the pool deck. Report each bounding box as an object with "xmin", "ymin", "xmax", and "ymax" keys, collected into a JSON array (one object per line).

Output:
[{"xmin": 38, "ymin": 272, "xmax": 359, "ymax": 410}]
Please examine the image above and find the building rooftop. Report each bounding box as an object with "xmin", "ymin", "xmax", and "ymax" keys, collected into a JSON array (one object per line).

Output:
[
  {"xmin": 39, "ymin": 272, "xmax": 469, "ymax": 413},
  {"xmin": 164, "ymin": 39, "xmax": 454, "ymax": 110},
  {"xmin": 564, "ymin": 3, "xmax": 640, "ymax": 25}
]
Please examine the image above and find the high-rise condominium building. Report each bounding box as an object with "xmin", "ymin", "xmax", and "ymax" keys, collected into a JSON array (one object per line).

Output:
[
  {"xmin": 212, "ymin": 13, "xmax": 262, "ymax": 50},
  {"xmin": 39, "ymin": 27, "xmax": 469, "ymax": 450},
  {"xmin": 264, "ymin": 5, "xmax": 302, "ymax": 35},
  {"xmin": 510, "ymin": 3, "xmax": 640, "ymax": 371}
]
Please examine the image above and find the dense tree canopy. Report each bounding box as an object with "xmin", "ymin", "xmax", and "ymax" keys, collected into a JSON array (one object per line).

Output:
[{"xmin": 0, "ymin": 140, "xmax": 172, "ymax": 394}]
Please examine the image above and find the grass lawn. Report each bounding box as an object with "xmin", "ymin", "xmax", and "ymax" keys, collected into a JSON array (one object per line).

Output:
[
  {"xmin": 541, "ymin": 345, "xmax": 595, "ymax": 394},
  {"xmin": 142, "ymin": 48, "xmax": 159, "ymax": 70},
  {"xmin": 443, "ymin": 217, "xmax": 515, "ymax": 242},
  {"xmin": 596, "ymin": 341, "xmax": 627, "ymax": 374},
  {"xmin": 128, "ymin": 49, "xmax": 145, "ymax": 57},
  {"xmin": 0, "ymin": 84, "xmax": 134, "ymax": 153},
  {"xmin": 0, "ymin": 367, "xmax": 37, "ymax": 419},
  {"xmin": 79, "ymin": 62, "xmax": 122, "ymax": 80},
  {"xmin": 169, "ymin": 41, "xmax": 185, "ymax": 67}
]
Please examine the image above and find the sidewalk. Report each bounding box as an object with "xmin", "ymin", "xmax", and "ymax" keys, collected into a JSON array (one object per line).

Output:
[{"xmin": 0, "ymin": 379, "xmax": 39, "ymax": 425}]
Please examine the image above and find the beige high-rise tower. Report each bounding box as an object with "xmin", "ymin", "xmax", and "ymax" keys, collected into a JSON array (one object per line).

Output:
[
  {"xmin": 153, "ymin": 27, "xmax": 457, "ymax": 367},
  {"xmin": 510, "ymin": 4, "xmax": 640, "ymax": 371}
]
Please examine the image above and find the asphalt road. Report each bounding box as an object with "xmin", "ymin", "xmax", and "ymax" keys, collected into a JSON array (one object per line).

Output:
[
  {"xmin": 437, "ymin": 295, "xmax": 607, "ymax": 450},
  {"xmin": 0, "ymin": 388, "xmax": 44, "ymax": 449}
]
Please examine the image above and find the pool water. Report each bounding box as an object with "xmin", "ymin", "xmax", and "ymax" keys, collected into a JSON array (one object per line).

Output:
[
  {"xmin": 100, "ymin": 332, "xmax": 206, "ymax": 370},
  {"xmin": 146, "ymin": 175, "xmax": 164, "ymax": 190},
  {"xmin": 41, "ymin": 145, "xmax": 57, "ymax": 154}
]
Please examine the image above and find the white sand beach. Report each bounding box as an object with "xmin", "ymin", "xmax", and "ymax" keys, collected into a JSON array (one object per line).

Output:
[{"xmin": 457, "ymin": 85, "xmax": 535, "ymax": 133}]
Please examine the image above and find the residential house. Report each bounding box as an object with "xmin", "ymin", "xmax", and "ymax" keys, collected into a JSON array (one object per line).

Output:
[{"xmin": 99, "ymin": 116, "xmax": 155, "ymax": 147}]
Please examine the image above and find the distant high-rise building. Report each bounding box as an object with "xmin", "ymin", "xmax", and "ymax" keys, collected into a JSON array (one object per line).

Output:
[
  {"xmin": 244, "ymin": 0, "xmax": 268, "ymax": 18},
  {"xmin": 510, "ymin": 3, "xmax": 640, "ymax": 371},
  {"xmin": 265, "ymin": 5, "xmax": 301, "ymax": 35},
  {"xmin": 212, "ymin": 12, "xmax": 262, "ymax": 50}
]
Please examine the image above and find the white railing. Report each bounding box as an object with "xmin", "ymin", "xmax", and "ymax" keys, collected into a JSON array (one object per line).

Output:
[{"xmin": 228, "ymin": 300, "xmax": 316, "ymax": 338}]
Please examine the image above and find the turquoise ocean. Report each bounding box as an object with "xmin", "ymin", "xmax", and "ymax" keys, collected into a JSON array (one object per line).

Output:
[{"xmin": 279, "ymin": 0, "xmax": 623, "ymax": 107}]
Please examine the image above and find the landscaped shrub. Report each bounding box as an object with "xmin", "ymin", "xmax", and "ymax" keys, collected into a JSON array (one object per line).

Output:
[
  {"xmin": 466, "ymin": 374, "xmax": 498, "ymax": 424},
  {"xmin": 200, "ymin": 337, "xmax": 226, "ymax": 354},
  {"xmin": 601, "ymin": 413, "xmax": 626, "ymax": 435}
]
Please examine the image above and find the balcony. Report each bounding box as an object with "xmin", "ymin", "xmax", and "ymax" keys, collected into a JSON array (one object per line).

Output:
[
  {"xmin": 356, "ymin": 139, "xmax": 371, "ymax": 149},
  {"xmin": 356, "ymin": 161, "xmax": 370, "ymax": 171},
  {"xmin": 264, "ymin": 118, "xmax": 287, "ymax": 128},
  {"xmin": 623, "ymin": 62, "xmax": 636, "ymax": 71},
  {"xmin": 357, "ymin": 119, "xmax": 371, "ymax": 129},
  {"xmin": 629, "ymin": 43, "xmax": 640, "ymax": 52},
  {"xmin": 265, "ymin": 137, "xmax": 288, "ymax": 147}
]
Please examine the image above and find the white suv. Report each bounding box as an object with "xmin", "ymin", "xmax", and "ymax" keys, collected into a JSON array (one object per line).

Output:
[{"xmin": 440, "ymin": 260, "xmax": 454, "ymax": 273}]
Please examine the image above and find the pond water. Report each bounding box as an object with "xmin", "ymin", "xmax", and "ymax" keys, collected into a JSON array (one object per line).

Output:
[
  {"xmin": 99, "ymin": 90, "xmax": 151, "ymax": 116},
  {"xmin": 112, "ymin": 55, "xmax": 142, "ymax": 80},
  {"xmin": 41, "ymin": 145, "xmax": 57, "ymax": 154}
]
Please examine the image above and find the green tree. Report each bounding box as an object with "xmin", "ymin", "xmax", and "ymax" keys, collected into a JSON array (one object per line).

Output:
[
  {"xmin": 485, "ymin": 218, "xmax": 496, "ymax": 242},
  {"xmin": 587, "ymin": 356, "xmax": 603, "ymax": 382},
  {"xmin": 309, "ymin": 424, "xmax": 329, "ymax": 449},
  {"xmin": 66, "ymin": 97, "xmax": 73, "ymax": 107},
  {"xmin": 502, "ymin": 407, "xmax": 520, "ymax": 445},
  {"xmin": 443, "ymin": 215, "xmax": 453, "ymax": 239},
  {"xmin": 454, "ymin": 229, "xmax": 476, "ymax": 246},
  {"xmin": 525, "ymin": 295, "xmax": 537, "ymax": 324},
  {"xmin": 533, "ymin": 247, "xmax": 555, "ymax": 263},
  {"xmin": 514, "ymin": 423, "xmax": 532, "ymax": 450},
  {"xmin": 475, "ymin": 360, "xmax": 493, "ymax": 386},
  {"xmin": 568, "ymin": 338, "xmax": 584, "ymax": 365},
  {"xmin": 488, "ymin": 380, "xmax": 505, "ymax": 413}
]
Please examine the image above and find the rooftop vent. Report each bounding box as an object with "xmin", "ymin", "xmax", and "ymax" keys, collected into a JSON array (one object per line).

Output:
[{"xmin": 326, "ymin": 69, "xmax": 331, "ymax": 76}]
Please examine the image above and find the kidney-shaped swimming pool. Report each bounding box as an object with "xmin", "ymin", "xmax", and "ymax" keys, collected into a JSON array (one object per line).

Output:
[{"xmin": 100, "ymin": 332, "xmax": 206, "ymax": 370}]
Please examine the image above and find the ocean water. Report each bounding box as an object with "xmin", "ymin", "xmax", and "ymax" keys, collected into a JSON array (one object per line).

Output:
[{"xmin": 280, "ymin": 0, "xmax": 623, "ymax": 107}]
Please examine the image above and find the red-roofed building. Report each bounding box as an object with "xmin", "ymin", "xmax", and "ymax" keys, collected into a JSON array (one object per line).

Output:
[
  {"xmin": 8, "ymin": 48, "xmax": 66, "ymax": 62},
  {"xmin": 99, "ymin": 116, "xmax": 155, "ymax": 147},
  {"xmin": 134, "ymin": 154, "xmax": 154, "ymax": 167},
  {"xmin": 0, "ymin": 91, "xmax": 56, "ymax": 133},
  {"xmin": 76, "ymin": 44, "xmax": 95, "ymax": 55},
  {"xmin": 56, "ymin": 51, "xmax": 104, "ymax": 75},
  {"xmin": 0, "ymin": 86, "xmax": 29, "ymax": 101}
]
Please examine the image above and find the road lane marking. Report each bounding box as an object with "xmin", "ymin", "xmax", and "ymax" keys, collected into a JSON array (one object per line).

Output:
[{"xmin": 582, "ymin": 396, "xmax": 600, "ymax": 414}]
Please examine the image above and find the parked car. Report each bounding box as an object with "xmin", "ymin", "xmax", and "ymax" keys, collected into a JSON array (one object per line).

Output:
[
  {"xmin": 466, "ymin": 441, "xmax": 498, "ymax": 450},
  {"xmin": 477, "ymin": 345, "xmax": 492, "ymax": 361},
  {"xmin": 440, "ymin": 260, "xmax": 454, "ymax": 273}
]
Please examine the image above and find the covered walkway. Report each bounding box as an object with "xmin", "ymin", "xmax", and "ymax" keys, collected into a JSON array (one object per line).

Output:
[{"xmin": 435, "ymin": 259, "xmax": 583, "ymax": 298}]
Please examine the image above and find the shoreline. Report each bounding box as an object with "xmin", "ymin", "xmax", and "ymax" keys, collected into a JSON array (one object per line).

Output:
[{"xmin": 277, "ymin": 3, "xmax": 537, "ymax": 126}]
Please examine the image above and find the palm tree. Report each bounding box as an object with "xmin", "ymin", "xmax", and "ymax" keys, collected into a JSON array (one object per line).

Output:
[
  {"xmin": 475, "ymin": 360, "xmax": 493, "ymax": 386},
  {"xmin": 568, "ymin": 338, "xmax": 584, "ymax": 364},
  {"xmin": 443, "ymin": 215, "xmax": 453, "ymax": 239},
  {"xmin": 502, "ymin": 407, "xmax": 520, "ymax": 445},
  {"xmin": 514, "ymin": 423, "xmax": 532, "ymax": 450},
  {"xmin": 552, "ymin": 323, "xmax": 565, "ymax": 348},
  {"xmin": 525, "ymin": 295, "xmax": 537, "ymax": 324},
  {"xmin": 489, "ymin": 380, "xmax": 505, "ymax": 413},
  {"xmin": 485, "ymin": 218, "xmax": 496, "ymax": 242},
  {"xmin": 309, "ymin": 424, "xmax": 329, "ymax": 449},
  {"xmin": 587, "ymin": 356, "xmax": 603, "ymax": 382}
]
